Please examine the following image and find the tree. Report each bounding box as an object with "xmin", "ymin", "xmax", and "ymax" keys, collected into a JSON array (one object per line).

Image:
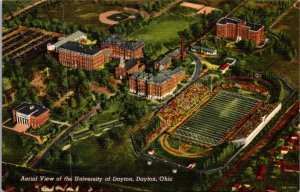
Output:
[{"xmin": 121, "ymin": 96, "xmax": 149, "ymax": 124}]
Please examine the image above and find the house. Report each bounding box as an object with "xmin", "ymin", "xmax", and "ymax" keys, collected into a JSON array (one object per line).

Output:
[
  {"xmin": 243, "ymin": 181, "xmax": 251, "ymax": 188},
  {"xmin": 154, "ymin": 56, "xmax": 172, "ymax": 71},
  {"xmin": 256, "ymin": 164, "xmax": 267, "ymax": 181},
  {"xmin": 216, "ymin": 17, "xmax": 265, "ymax": 46},
  {"xmin": 266, "ymin": 186, "xmax": 276, "ymax": 192},
  {"xmin": 40, "ymin": 182, "xmax": 55, "ymax": 192},
  {"xmin": 218, "ymin": 63, "xmax": 230, "ymax": 74},
  {"xmin": 191, "ymin": 45, "xmax": 201, "ymax": 53},
  {"xmin": 280, "ymin": 146, "xmax": 289, "ymax": 154},
  {"xmin": 231, "ymin": 182, "xmax": 241, "ymax": 191},
  {"xmin": 115, "ymin": 57, "xmax": 143, "ymax": 79},
  {"xmin": 148, "ymin": 148, "xmax": 155, "ymax": 155},
  {"xmin": 273, "ymin": 160, "xmax": 283, "ymax": 168},
  {"xmin": 200, "ymin": 47, "xmax": 217, "ymax": 55},
  {"xmin": 224, "ymin": 57, "xmax": 237, "ymax": 65},
  {"xmin": 12, "ymin": 102, "xmax": 50, "ymax": 129},
  {"xmin": 282, "ymin": 163, "xmax": 300, "ymax": 173},
  {"xmin": 66, "ymin": 184, "xmax": 79, "ymax": 191},
  {"xmin": 187, "ymin": 162, "xmax": 196, "ymax": 169}
]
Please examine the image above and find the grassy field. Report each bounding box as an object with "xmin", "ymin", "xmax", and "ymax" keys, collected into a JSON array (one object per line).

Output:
[
  {"xmin": 127, "ymin": 6, "xmax": 201, "ymax": 57},
  {"xmin": 40, "ymin": 112, "xmax": 209, "ymax": 191},
  {"xmin": 36, "ymin": 1, "xmax": 127, "ymax": 31},
  {"xmin": 2, "ymin": 129, "xmax": 29, "ymax": 164},
  {"xmin": 3, "ymin": 0, "xmax": 37, "ymax": 17},
  {"xmin": 270, "ymin": 8, "xmax": 299, "ymax": 90}
]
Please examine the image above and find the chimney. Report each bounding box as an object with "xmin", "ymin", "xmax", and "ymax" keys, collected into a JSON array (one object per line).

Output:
[{"xmin": 30, "ymin": 105, "xmax": 34, "ymax": 110}]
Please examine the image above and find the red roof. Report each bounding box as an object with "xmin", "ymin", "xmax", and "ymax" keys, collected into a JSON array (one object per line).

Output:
[
  {"xmin": 282, "ymin": 163, "xmax": 300, "ymax": 172},
  {"xmin": 256, "ymin": 164, "xmax": 267, "ymax": 181},
  {"xmin": 273, "ymin": 160, "xmax": 283, "ymax": 167},
  {"xmin": 266, "ymin": 186, "xmax": 276, "ymax": 192},
  {"xmin": 219, "ymin": 63, "xmax": 230, "ymax": 70},
  {"xmin": 280, "ymin": 146, "xmax": 289, "ymax": 152},
  {"xmin": 232, "ymin": 182, "xmax": 241, "ymax": 189}
]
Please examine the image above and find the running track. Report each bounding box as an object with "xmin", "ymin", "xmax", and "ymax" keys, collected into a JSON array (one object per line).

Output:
[{"xmin": 210, "ymin": 101, "xmax": 300, "ymax": 191}]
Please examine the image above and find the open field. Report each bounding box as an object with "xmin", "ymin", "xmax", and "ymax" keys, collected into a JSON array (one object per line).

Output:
[
  {"xmin": 127, "ymin": 6, "xmax": 200, "ymax": 56},
  {"xmin": 173, "ymin": 91, "xmax": 260, "ymax": 146},
  {"xmin": 270, "ymin": 8, "xmax": 299, "ymax": 90},
  {"xmin": 36, "ymin": 1, "xmax": 137, "ymax": 32},
  {"xmin": 2, "ymin": 129, "xmax": 29, "ymax": 164}
]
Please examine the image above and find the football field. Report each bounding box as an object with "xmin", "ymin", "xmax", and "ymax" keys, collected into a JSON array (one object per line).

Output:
[{"xmin": 173, "ymin": 91, "xmax": 260, "ymax": 146}]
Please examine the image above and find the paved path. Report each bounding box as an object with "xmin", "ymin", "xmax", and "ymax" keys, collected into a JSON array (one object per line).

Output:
[
  {"xmin": 50, "ymin": 119, "xmax": 71, "ymax": 126},
  {"xmin": 210, "ymin": 100, "xmax": 300, "ymax": 191},
  {"xmin": 4, "ymin": 0, "xmax": 47, "ymax": 21},
  {"xmin": 269, "ymin": 2, "xmax": 297, "ymax": 29}
]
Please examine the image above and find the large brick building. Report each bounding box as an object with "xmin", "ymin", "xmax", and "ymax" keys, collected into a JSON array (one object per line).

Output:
[
  {"xmin": 101, "ymin": 35, "xmax": 144, "ymax": 59},
  {"xmin": 12, "ymin": 103, "xmax": 50, "ymax": 129},
  {"xmin": 115, "ymin": 57, "xmax": 144, "ymax": 79},
  {"xmin": 129, "ymin": 67, "xmax": 185, "ymax": 100},
  {"xmin": 216, "ymin": 17, "xmax": 265, "ymax": 46},
  {"xmin": 57, "ymin": 41, "xmax": 110, "ymax": 70}
]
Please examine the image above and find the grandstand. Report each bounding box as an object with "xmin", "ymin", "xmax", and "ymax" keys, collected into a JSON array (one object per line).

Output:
[{"xmin": 172, "ymin": 91, "xmax": 261, "ymax": 147}]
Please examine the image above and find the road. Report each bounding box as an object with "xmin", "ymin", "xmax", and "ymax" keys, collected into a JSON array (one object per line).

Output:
[
  {"xmin": 210, "ymin": 100, "xmax": 300, "ymax": 191},
  {"xmin": 28, "ymin": 104, "xmax": 101, "ymax": 168}
]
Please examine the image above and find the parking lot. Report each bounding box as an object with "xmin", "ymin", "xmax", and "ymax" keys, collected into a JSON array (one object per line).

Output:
[{"xmin": 3, "ymin": 27, "xmax": 62, "ymax": 63}]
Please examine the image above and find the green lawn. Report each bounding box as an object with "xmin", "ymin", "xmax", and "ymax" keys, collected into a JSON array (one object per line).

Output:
[
  {"xmin": 36, "ymin": 1, "xmax": 125, "ymax": 31},
  {"xmin": 270, "ymin": 8, "xmax": 299, "ymax": 90},
  {"xmin": 127, "ymin": 8, "xmax": 200, "ymax": 57},
  {"xmin": 2, "ymin": 129, "xmax": 29, "ymax": 164}
]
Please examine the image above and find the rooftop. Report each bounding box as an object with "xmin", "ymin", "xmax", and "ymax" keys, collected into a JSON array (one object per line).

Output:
[
  {"xmin": 167, "ymin": 48, "xmax": 181, "ymax": 58},
  {"xmin": 131, "ymin": 67, "xmax": 184, "ymax": 85},
  {"xmin": 124, "ymin": 58, "xmax": 139, "ymax": 70},
  {"xmin": 54, "ymin": 30, "xmax": 86, "ymax": 47},
  {"xmin": 14, "ymin": 102, "xmax": 48, "ymax": 117},
  {"xmin": 103, "ymin": 35, "xmax": 144, "ymax": 50},
  {"xmin": 59, "ymin": 41, "xmax": 101, "ymax": 55},
  {"xmin": 159, "ymin": 56, "xmax": 171, "ymax": 65},
  {"xmin": 217, "ymin": 17, "xmax": 263, "ymax": 31}
]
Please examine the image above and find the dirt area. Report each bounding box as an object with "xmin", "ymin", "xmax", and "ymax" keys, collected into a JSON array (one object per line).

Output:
[
  {"xmin": 99, "ymin": 10, "xmax": 121, "ymax": 25},
  {"xmin": 180, "ymin": 1, "xmax": 219, "ymax": 15},
  {"xmin": 52, "ymin": 91, "xmax": 74, "ymax": 108},
  {"xmin": 91, "ymin": 82, "xmax": 114, "ymax": 96},
  {"xmin": 30, "ymin": 72, "xmax": 47, "ymax": 97},
  {"xmin": 196, "ymin": 6, "xmax": 218, "ymax": 15},
  {"xmin": 180, "ymin": 2, "xmax": 205, "ymax": 10},
  {"xmin": 99, "ymin": 10, "xmax": 135, "ymax": 25}
]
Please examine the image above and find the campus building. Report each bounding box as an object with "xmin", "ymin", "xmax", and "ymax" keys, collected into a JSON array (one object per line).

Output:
[
  {"xmin": 216, "ymin": 17, "xmax": 265, "ymax": 45},
  {"xmin": 101, "ymin": 35, "xmax": 144, "ymax": 59},
  {"xmin": 115, "ymin": 57, "xmax": 144, "ymax": 79},
  {"xmin": 57, "ymin": 41, "xmax": 110, "ymax": 70},
  {"xmin": 12, "ymin": 103, "xmax": 50, "ymax": 129},
  {"xmin": 129, "ymin": 67, "xmax": 185, "ymax": 100}
]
